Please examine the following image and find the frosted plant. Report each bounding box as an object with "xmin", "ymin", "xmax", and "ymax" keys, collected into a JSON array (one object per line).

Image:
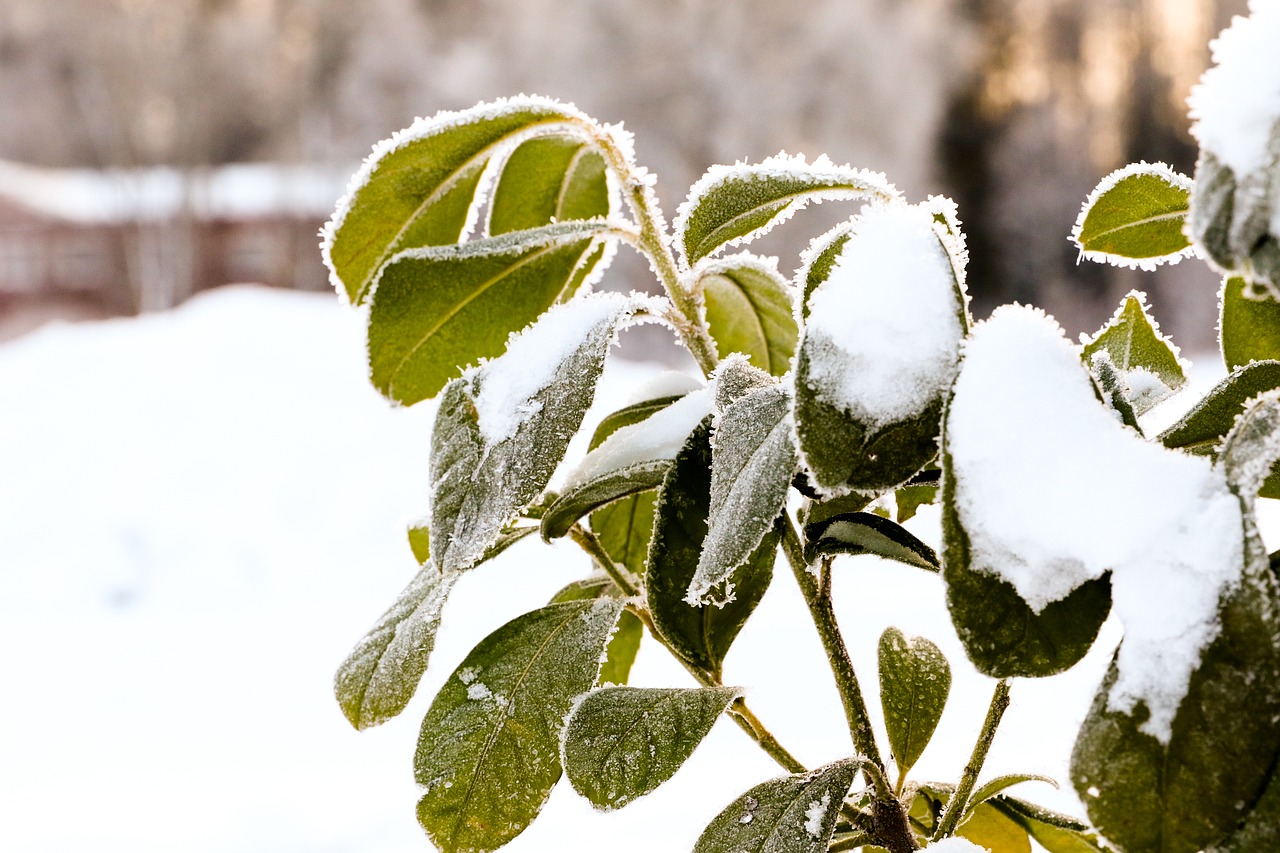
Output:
[{"xmin": 325, "ymin": 7, "xmax": 1280, "ymax": 851}]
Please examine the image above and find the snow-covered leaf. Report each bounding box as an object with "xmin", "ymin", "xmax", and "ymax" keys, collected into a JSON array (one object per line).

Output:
[
  {"xmin": 429, "ymin": 294, "xmax": 639, "ymax": 573},
  {"xmin": 367, "ymin": 221, "xmax": 614, "ymax": 405},
  {"xmin": 878, "ymin": 627, "xmax": 950, "ymax": 778},
  {"xmin": 1071, "ymin": 163, "xmax": 1194, "ymax": 268},
  {"xmin": 699, "ymin": 254, "xmax": 798, "ymax": 376},
  {"xmin": 334, "ymin": 563, "xmax": 457, "ymax": 730},
  {"xmin": 1220, "ymin": 390, "xmax": 1280, "ymax": 504},
  {"xmin": 1080, "ymin": 290, "xmax": 1187, "ymax": 416},
  {"xmin": 646, "ymin": 420, "xmax": 775, "ymax": 681},
  {"xmin": 548, "ymin": 576, "xmax": 642, "ymax": 686},
  {"xmin": 1070, "ymin": 548, "xmax": 1280, "ymax": 853},
  {"xmin": 323, "ymin": 97, "xmax": 593, "ymax": 304},
  {"xmin": 692, "ymin": 759, "xmax": 860, "ymax": 853},
  {"xmin": 674, "ymin": 154, "xmax": 898, "ymax": 267},
  {"xmin": 797, "ymin": 223, "xmax": 851, "ymax": 322},
  {"xmin": 690, "ymin": 383, "xmax": 795, "ymax": 604},
  {"xmin": 1220, "ymin": 275, "xmax": 1280, "ymax": 370},
  {"xmin": 562, "ymin": 686, "xmax": 740, "ymax": 811},
  {"xmin": 414, "ymin": 598, "xmax": 623, "ymax": 853},
  {"xmin": 489, "ymin": 135, "xmax": 611, "ymax": 234},
  {"xmin": 794, "ymin": 200, "xmax": 967, "ymax": 494},
  {"xmin": 712, "ymin": 354, "xmax": 775, "ymax": 412},
  {"xmin": 803, "ymin": 511, "xmax": 939, "ymax": 571}
]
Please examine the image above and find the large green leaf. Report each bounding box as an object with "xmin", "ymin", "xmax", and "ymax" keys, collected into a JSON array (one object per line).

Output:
[
  {"xmin": 548, "ymin": 576, "xmax": 642, "ymax": 686},
  {"xmin": 1159, "ymin": 360, "xmax": 1280, "ymax": 454},
  {"xmin": 367, "ymin": 221, "xmax": 613, "ymax": 405},
  {"xmin": 334, "ymin": 563, "xmax": 457, "ymax": 730},
  {"xmin": 674, "ymin": 154, "xmax": 898, "ymax": 266},
  {"xmin": 693, "ymin": 759, "xmax": 860, "ymax": 853},
  {"xmin": 489, "ymin": 135, "xmax": 610, "ymax": 234},
  {"xmin": 878, "ymin": 627, "xmax": 951, "ymax": 778},
  {"xmin": 414, "ymin": 599, "xmax": 623, "ymax": 853},
  {"xmin": 699, "ymin": 254, "xmax": 798, "ymax": 376},
  {"xmin": 646, "ymin": 421, "xmax": 776, "ymax": 681},
  {"xmin": 803, "ymin": 511, "xmax": 939, "ymax": 571},
  {"xmin": 1220, "ymin": 275, "xmax": 1280, "ymax": 370},
  {"xmin": 1071, "ymin": 163, "xmax": 1194, "ymax": 268},
  {"xmin": 690, "ymin": 383, "xmax": 796, "ymax": 604},
  {"xmin": 428, "ymin": 294, "xmax": 637, "ymax": 573},
  {"xmin": 323, "ymin": 97, "xmax": 591, "ymax": 304},
  {"xmin": 1081, "ymin": 290, "xmax": 1187, "ymax": 416},
  {"xmin": 562, "ymin": 686, "xmax": 740, "ymax": 810}
]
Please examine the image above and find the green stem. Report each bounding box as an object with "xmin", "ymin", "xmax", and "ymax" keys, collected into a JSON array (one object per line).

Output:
[
  {"xmin": 567, "ymin": 523, "xmax": 639, "ymax": 597},
  {"xmin": 932, "ymin": 679, "xmax": 1012, "ymax": 841}
]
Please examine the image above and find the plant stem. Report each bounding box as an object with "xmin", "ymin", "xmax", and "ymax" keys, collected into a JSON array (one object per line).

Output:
[
  {"xmin": 567, "ymin": 523, "xmax": 639, "ymax": 597},
  {"xmin": 932, "ymin": 679, "xmax": 1012, "ymax": 841}
]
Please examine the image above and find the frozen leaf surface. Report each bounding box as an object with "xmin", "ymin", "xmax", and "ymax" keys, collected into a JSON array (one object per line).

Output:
[
  {"xmin": 548, "ymin": 576, "xmax": 642, "ymax": 686},
  {"xmin": 1071, "ymin": 163, "xmax": 1194, "ymax": 269},
  {"xmin": 699, "ymin": 254, "xmax": 798, "ymax": 376},
  {"xmin": 488, "ymin": 135, "xmax": 610, "ymax": 235},
  {"xmin": 1080, "ymin": 290, "xmax": 1187, "ymax": 416},
  {"xmin": 878, "ymin": 627, "xmax": 950, "ymax": 778}
]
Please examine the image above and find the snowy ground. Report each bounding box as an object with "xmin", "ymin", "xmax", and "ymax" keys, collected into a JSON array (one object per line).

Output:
[{"xmin": 0, "ymin": 285, "xmax": 1248, "ymax": 852}]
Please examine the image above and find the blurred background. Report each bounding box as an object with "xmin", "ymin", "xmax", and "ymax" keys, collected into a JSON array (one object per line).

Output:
[{"xmin": 0, "ymin": 0, "xmax": 1251, "ymax": 348}]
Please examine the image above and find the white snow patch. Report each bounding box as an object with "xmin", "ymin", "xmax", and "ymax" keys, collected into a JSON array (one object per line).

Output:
[
  {"xmin": 1189, "ymin": 1, "xmax": 1280, "ymax": 176},
  {"xmin": 466, "ymin": 682, "xmax": 493, "ymax": 701},
  {"xmin": 948, "ymin": 306, "xmax": 1244, "ymax": 742},
  {"xmin": 802, "ymin": 201, "xmax": 965, "ymax": 427},
  {"xmin": 803, "ymin": 792, "xmax": 830, "ymax": 839},
  {"xmin": 926, "ymin": 838, "xmax": 990, "ymax": 852}
]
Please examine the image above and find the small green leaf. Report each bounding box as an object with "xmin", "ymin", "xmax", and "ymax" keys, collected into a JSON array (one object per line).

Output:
[
  {"xmin": 878, "ymin": 627, "xmax": 951, "ymax": 777},
  {"xmin": 991, "ymin": 796, "xmax": 1111, "ymax": 853},
  {"xmin": 323, "ymin": 97, "xmax": 590, "ymax": 304},
  {"xmin": 547, "ymin": 576, "xmax": 642, "ymax": 686},
  {"xmin": 646, "ymin": 420, "xmax": 775, "ymax": 680},
  {"xmin": 965, "ymin": 775, "xmax": 1056, "ymax": 815},
  {"xmin": 408, "ymin": 523, "xmax": 432, "ymax": 565},
  {"xmin": 562, "ymin": 686, "xmax": 741, "ymax": 810},
  {"xmin": 414, "ymin": 599, "xmax": 623, "ymax": 853},
  {"xmin": 540, "ymin": 461, "xmax": 669, "ymax": 541},
  {"xmin": 804, "ymin": 511, "xmax": 939, "ymax": 571},
  {"xmin": 334, "ymin": 563, "xmax": 457, "ymax": 730},
  {"xmin": 957, "ymin": 802, "xmax": 1032, "ymax": 853},
  {"xmin": 693, "ymin": 759, "xmax": 861, "ymax": 853},
  {"xmin": 699, "ymin": 254, "xmax": 799, "ymax": 376},
  {"xmin": 690, "ymin": 383, "xmax": 796, "ymax": 603},
  {"xmin": 894, "ymin": 482, "xmax": 938, "ymax": 524},
  {"xmin": 1081, "ymin": 290, "xmax": 1187, "ymax": 415},
  {"xmin": 368, "ymin": 221, "xmax": 612, "ymax": 404},
  {"xmin": 800, "ymin": 491, "xmax": 874, "ymax": 528},
  {"xmin": 1221, "ymin": 276, "xmax": 1280, "ymax": 370},
  {"xmin": 1071, "ymin": 162, "xmax": 1194, "ymax": 267},
  {"xmin": 674, "ymin": 154, "xmax": 898, "ymax": 267},
  {"xmin": 489, "ymin": 135, "xmax": 610, "ymax": 234},
  {"xmin": 590, "ymin": 394, "xmax": 694, "ymax": 450}
]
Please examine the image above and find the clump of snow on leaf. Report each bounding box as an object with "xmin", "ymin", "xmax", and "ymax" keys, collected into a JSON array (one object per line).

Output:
[
  {"xmin": 802, "ymin": 200, "xmax": 965, "ymax": 427},
  {"xmin": 802, "ymin": 792, "xmax": 830, "ymax": 839},
  {"xmin": 926, "ymin": 839, "xmax": 990, "ymax": 852},
  {"xmin": 1188, "ymin": 0, "xmax": 1280, "ymax": 177},
  {"xmin": 948, "ymin": 306, "xmax": 1244, "ymax": 743}
]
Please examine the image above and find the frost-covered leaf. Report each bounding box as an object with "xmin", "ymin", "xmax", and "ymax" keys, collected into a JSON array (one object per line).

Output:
[
  {"xmin": 414, "ymin": 599, "xmax": 623, "ymax": 853},
  {"xmin": 690, "ymin": 383, "xmax": 795, "ymax": 604},
  {"xmin": 1070, "ymin": 545, "xmax": 1280, "ymax": 853},
  {"xmin": 712, "ymin": 354, "xmax": 775, "ymax": 412},
  {"xmin": 646, "ymin": 420, "xmax": 775, "ymax": 681},
  {"xmin": 1070, "ymin": 163, "xmax": 1194, "ymax": 268},
  {"xmin": 1186, "ymin": 148, "xmax": 1280, "ymax": 298},
  {"xmin": 991, "ymin": 797, "xmax": 1111, "ymax": 853},
  {"xmin": 590, "ymin": 393, "xmax": 696, "ymax": 450},
  {"xmin": 1220, "ymin": 275, "xmax": 1280, "ymax": 369},
  {"xmin": 794, "ymin": 200, "xmax": 967, "ymax": 494},
  {"xmin": 541, "ymin": 461, "xmax": 669, "ymax": 541},
  {"xmin": 407, "ymin": 519, "xmax": 536, "ymax": 569},
  {"xmin": 1220, "ymin": 390, "xmax": 1280, "ymax": 504},
  {"xmin": 895, "ymin": 481, "xmax": 938, "ymax": 523},
  {"xmin": 1080, "ymin": 290, "xmax": 1187, "ymax": 416},
  {"xmin": 699, "ymin": 254, "xmax": 798, "ymax": 376},
  {"xmin": 965, "ymin": 775, "xmax": 1056, "ymax": 815},
  {"xmin": 803, "ymin": 511, "xmax": 939, "ymax": 571},
  {"xmin": 548, "ymin": 576, "xmax": 642, "ymax": 686},
  {"xmin": 674, "ymin": 154, "xmax": 898, "ymax": 267},
  {"xmin": 334, "ymin": 563, "xmax": 457, "ymax": 730},
  {"xmin": 429, "ymin": 294, "xmax": 641, "ymax": 573},
  {"xmin": 323, "ymin": 97, "xmax": 594, "ymax": 304},
  {"xmin": 878, "ymin": 627, "xmax": 950, "ymax": 777},
  {"xmin": 489, "ymin": 135, "xmax": 610, "ymax": 234},
  {"xmin": 562, "ymin": 686, "xmax": 740, "ymax": 811},
  {"xmin": 367, "ymin": 221, "xmax": 614, "ymax": 405},
  {"xmin": 692, "ymin": 759, "xmax": 861, "ymax": 853},
  {"xmin": 1209, "ymin": 764, "xmax": 1280, "ymax": 851}
]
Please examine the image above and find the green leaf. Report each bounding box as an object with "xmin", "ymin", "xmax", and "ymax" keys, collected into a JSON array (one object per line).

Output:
[
  {"xmin": 894, "ymin": 482, "xmax": 938, "ymax": 524},
  {"xmin": 334, "ymin": 563, "xmax": 457, "ymax": 730},
  {"xmin": 323, "ymin": 97, "xmax": 591, "ymax": 304},
  {"xmin": 592, "ymin": 494, "xmax": 658, "ymax": 581},
  {"xmin": 489, "ymin": 135, "xmax": 610, "ymax": 235},
  {"xmin": 590, "ymin": 394, "xmax": 695, "ymax": 450},
  {"xmin": 699, "ymin": 255, "xmax": 799, "ymax": 376},
  {"xmin": 957, "ymin": 802, "xmax": 1032, "ymax": 853},
  {"xmin": 1071, "ymin": 162, "xmax": 1193, "ymax": 267},
  {"xmin": 414, "ymin": 599, "xmax": 623, "ymax": 853},
  {"xmin": 540, "ymin": 461, "xmax": 669, "ymax": 541},
  {"xmin": 1159, "ymin": 360, "xmax": 1280, "ymax": 454},
  {"xmin": 674, "ymin": 154, "xmax": 898, "ymax": 267},
  {"xmin": 1070, "ymin": 552, "xmax": 1280, "ymax": 853},
  {"xmin": 367, "ymin": 221, "xmax": 614, "ymax": 404},
  {"xmin": 1188, "ymin": 143, "xmax": 1280, "ymax": 300},
  {"xmin": 562, "ymin": 686, "xmax": 741, "ymax": 810},
  {"xmin": 1081, "ymin": 290, "xmax": 1187, "ymax": 415},
  {"xmin": 408, "ymin": 523, "xmax": 432, "ymax": 565},
  {"xmin": 1210, "ymin": 763, "xmax": 1280, "ymax": 851},
  {"xmin": 408, "ymin": 520, "xmax": 536, "ymax": 569},
  {"xmin": 429, "ymin": 294, "xmax": 637, "ymax": 573},
  {"xmin": 1220, "ymin": 275, "xmax": 1280, "ymax": 370},
  {"xmin": 878, "ymin": 627, "xmax": 950, "ymax": 777},
  {"xmin": 804, "ymin": 511, "xmax": 939, "ymax": 571},
  {"xmin": 991, "ymin": 797, "xmax": 1112, "ymax": 853},
  {"xmin": 693, "ymin": 759, "xmax": 861, "ymax": 853},
  {"xmin": 646, "ymin": 420, "xmax": 775, "ymax": 680},
  {"xmin": 800, "ymin": 491, "xmax": 874, "ymax": 528},
  {"xmin": 1220, "ymin": 390, "xmax": 1280, "ymax": 504},
  {"xmin": 690, "ymin": 383, "xmax": 796, "ymax": 603},
  {"xmin": 797, "ymin": 225, "xmax": 852, "ymax": 322},
  {"xmin": 548, "ymin": 576, "xmax": 643, "ymax": 686},
  {"xmin": 965, "ymin": 774, "xmax": 1056, "ymax": 815}
]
